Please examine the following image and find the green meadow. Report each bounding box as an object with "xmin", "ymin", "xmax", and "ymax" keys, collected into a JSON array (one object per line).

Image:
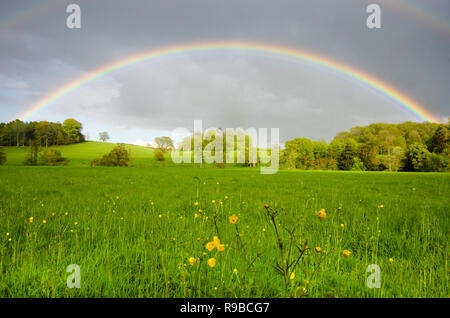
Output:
[{"xmin": 0, "ymin": 142, "xmax": 449, "ymax": 297}]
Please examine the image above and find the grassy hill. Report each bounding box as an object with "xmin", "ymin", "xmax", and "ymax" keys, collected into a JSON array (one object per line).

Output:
[{"xmin": 2, "ymin": 141, "xmax": 167, "ymax": 167}]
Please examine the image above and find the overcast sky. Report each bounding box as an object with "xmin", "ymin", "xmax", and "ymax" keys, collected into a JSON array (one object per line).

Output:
[{"xmin": 0, "ymin": 0, "xmax": 449, "ymax": 145}]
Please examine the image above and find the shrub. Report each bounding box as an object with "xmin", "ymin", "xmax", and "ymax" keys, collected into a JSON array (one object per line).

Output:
[
  {"xmin": 154, "ymin": 149, "xmax": 165, "ymax": 162},
  {"xmin": 91, "ymin": 144, "xmax": 132, "ymax": 167},
  {"xmin": 39, "ymin": 148, "xmax": 68, "ymax": 165}
]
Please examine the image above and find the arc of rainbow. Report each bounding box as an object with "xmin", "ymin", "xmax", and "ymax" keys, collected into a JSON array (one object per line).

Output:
[{"xmin": 19, "ymin": 41, "xmax": 441, "ymax": 123}]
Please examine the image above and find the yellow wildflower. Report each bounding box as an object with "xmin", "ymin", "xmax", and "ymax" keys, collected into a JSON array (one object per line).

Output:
[
  {"xmin": 206, "ymin": 241, "xmax": 215, "ymax": 252},
  {"xmin": 188, "ymin": 257, "xmax": 196, "ymax": 266},
  {"xmin": 229, "ymin": 214, "xmax": 238, "ymax": 225},
  {"xmin": 233, "ymin": 268, "xmax": 238, "ymax": 274},
  {"xmin": 208, "ymin": 258, "xmax": 216, "ymax": 268},
  {"xmin": 317, "ymin": 209, "xmax": 327, "ymax": 220},
  {"xmin": 42, "ymin": 220, "xmax": 47, "ymax": 224},
  {"xmin": 343, "ymin": 250, "xmax": 351, "ymax": 258},
  {"xmin": 389, "ymin": 258, "xmax": 394, "ymax": 263},
  {"xmin": 29, "ymin": 217, "xmax": 34, "ymax": 223},
  {"xmin": 290, "ymin": 272, "xmax": 295, "ymax": 280},
  {"xmin": 194, "ymin": 201, "xmax": 199, "ymax": 206},
  {"xmin": 315, "ymin": 246, "xmax": 322, "ymax": 253}
]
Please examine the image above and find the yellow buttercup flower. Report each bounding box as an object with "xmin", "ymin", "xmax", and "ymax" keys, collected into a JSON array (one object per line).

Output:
[
  {"xmin": 29, "ymin": 217, "xmax": 34, "ymax": 223},
  {"xmin": 208, "ymin": 258, "xmax": 216, "ymax": 268},
  {"xmin": 315, "ymin": 246, "xmax": 322, "ymax": 253},
  {"xmin": 389, "ymin": 258, "xmax": 394, "ymax": 263},
  {"xmin": 340, "ymin": 224, "xmax": 345, "ymax": 229},
  {"xmin": 6, "ymin": 232, "xmax": 10, "ymax": 236},
  {"xmin": 229, "ymin": 214, "xmax": 238, "ymax": 224},
  {"xmin": 317, "ymin": 209, "xmax": 327, "ymax": 220},
  {"xmin": 194, "ymin": 213, "xmax": 199, "ymax": 219},
  {"xmin": 290, "ymin": 272, "xmax": 295, "ymax": 280},
  {"xmin": 233, "ymin": 268, "xmax": 238, "ymax": 274},
  {"xmin": 343, "ymin": 250, "xmax": 351, "ymax": 258},
  {"xmin": 206, "ymin": 241, "xmax": 215, "ymax": 252},
  {"xmin": 188, "ymin": 257, "xmax": 196, "ymax": 266},
  {"xmin": 42, "ymin": 220, "xmax": 47, "ymax": 224},
  {"xmin": 158, "ymin": 214, "xmax": 162, "ymax": 218},
  {"xmin": 212, "ymin": 200, "xmax": 216, "ymax": 204},
  {"xmin": 377, "ymin": 205, "xmax": 384, "ymax": 208},
  {"xmin": 194, "ymin": 201, "xmax": 199, "ymax": 206},
  {"xmin": 217, "ymin": 244, "xmax": 225, "ymax": 252}
]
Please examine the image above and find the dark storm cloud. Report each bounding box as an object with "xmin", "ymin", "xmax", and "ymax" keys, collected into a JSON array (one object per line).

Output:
[{"xmin": 0, "ymin": 0, "xmax": 449, "ymax": 142}]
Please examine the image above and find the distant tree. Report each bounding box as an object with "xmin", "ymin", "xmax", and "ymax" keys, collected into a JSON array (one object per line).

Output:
[
  {"xmin": 154, "ymin": 136, "xmax": 174, "ymax": 152},
  {"xmin": 99, "ymin": 132, "xmax": 110, "ymax": 142},
  {"xmin": 338, "ymin": 143, "xmax": 355, "ymax": 170},
  {"xmin": 430, "ymin": 125, "xmax": 449, "ymax": 154},
  {"xmin": 403, "ymin": 143, "xmax": 430, "ymax": 171},
  {"xmin": 25, "ymin": 139, "xmax": 40, "ymax": 165},
  {"xmin": 63, "ymin": 118, "xmax": 83, "ymax": 143},
  {"xmin": 0, "ymin": 147, "xmax": 6, "ymax": 165},
  {"xmin": 90, "ymin": 144, "xmax": 131, "ymax": 167},
  {"xmin": 35, "ymin": 121, "xmax": 53, "ymax": 147}
]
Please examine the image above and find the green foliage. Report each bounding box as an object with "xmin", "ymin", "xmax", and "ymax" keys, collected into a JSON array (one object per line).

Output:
[
  {"xmin": 154, "ymin": 136, "xmax": 174, "ymax": 152},
  {"xmin": 0, "ymin": 147, "xmax": 6, "ymax": 165},
  {"xmin": 0, "ymin": 118, "xmax": 83, "ymax": 147},
  {"xmin": 154, "ymin": 149, "xmax": 165, "ymax": 162},
  {"xmin": 24, "ymin": 139, "xmax": 40, "ymax": 165},
  {"xmin": 39, "ymin": 148, "xmax": 68, "ymax": 166},
  {"xmin": 90, "ymin": 144, "xmax": 132, "ymax": 167},
  {"xmin": 338, "ymin": 143, "xmax": 355, "ymax": 170},
  {"xmin": 404, "ymin": 143, "xmax": 431, "ymax": 171}
]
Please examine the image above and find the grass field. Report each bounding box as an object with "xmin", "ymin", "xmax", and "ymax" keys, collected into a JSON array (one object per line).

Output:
[{"xmin": 0, "ymin": 143, "xmax": 449, "ymax": 297}]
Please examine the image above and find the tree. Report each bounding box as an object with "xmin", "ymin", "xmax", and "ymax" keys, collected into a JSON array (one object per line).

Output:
[
  {"xmin": 338, "ymin": 143, "xmax": 355, "ymax": 170},
  {"xmin": 62, "ymin": 118, "xmax": 83, "ymax": 143},
  {"xmin": 39, "ymin": 148, "xmax": 68, "ymax": 165},
  {"xmin": 0, "ymin": 147, "xmax": 6, "ymax": 165},
  {"xmin": 403, "ymin": 143, "xmax": 430, "ymax": 171},
  {"xmin": 90, "ymin": 144, "xmax": 131, "ymax": 167},
  {"xmin": 99, "ymin": 132, "xmax": 110, "ymax": 142},
  {"xmin": 35, "ymin": 121, "xmax": 53, "ymax": 147},
  {"xmin": 430, "ymin": 125, "xmax": 449, "ymax": 154},
  {"xmin": 154, "ymin": 136, "xmax": 174, "ymax": 152},
  {"xmin": 154, "ymin": 149, "xmax": 165, "ymax": 162},
  {"xmin": 25, "ymin": 139, "xmax": 40, "ymax": 165}
]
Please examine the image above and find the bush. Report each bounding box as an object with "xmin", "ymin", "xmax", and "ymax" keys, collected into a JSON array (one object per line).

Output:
[
  {"xmin": 39, "ymin": 148, "xmax": 68, "ymax": 165},
  {"xmin": 423, "ymin": 153, "xmax": 449, "ymax": 172},
  {"xmin": 91, "ymin": 144, "xmax": 132, "ymax": 167},
  {"xmin": 154, "ymin": 149, "xmax": 165, "ymax": 162},
  {"xmin": 0, "ymin": 147, "xmax": 6, "ymax": 165}
]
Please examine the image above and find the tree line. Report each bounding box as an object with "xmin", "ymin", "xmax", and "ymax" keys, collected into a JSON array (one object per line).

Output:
[
  {"xmin": 281, "ymin": 120, "xmax": 450, "ymax": 172},
  {"xmin": 0, "ymin": 118, "xmax": 84, "ymax": 147}
]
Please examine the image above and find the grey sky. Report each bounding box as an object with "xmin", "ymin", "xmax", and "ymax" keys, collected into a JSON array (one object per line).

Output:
[{"xmin": 0, "ymin": 0, "xmax": 449, "ymax": 144}]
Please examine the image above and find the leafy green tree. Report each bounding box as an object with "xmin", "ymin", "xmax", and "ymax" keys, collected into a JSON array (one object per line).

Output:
[
  {"xmin": 403, "ymin": 143, "xmax": 431, "ymax": 171},
  {"xmin": 39, "ymin": 148, "xmax": 68, "ymax": 165},
  {"xmin": 62, "ymin": 118, "xmax": 83, "ymax": 143},
  {"xmin": 338, "ymin": 143, "xmax": 355, "ymax": 170},
  {"xmin": 35, "ymin": 121, "xmax": 53, "ymax": 147},
  {"xmin": 90, "ymin": 144, "xmax": 132, "ymax": 167},
  {"xmin": 430, "ymin": 125, "xmax": 449, "ymax": 154},
  {"xmin": 154, "ymin": 136, "xmax": 174, "ymax": 153},
  {"xmin": 25, "ymin": 139, "xmax": 40, "ymax": 165}
]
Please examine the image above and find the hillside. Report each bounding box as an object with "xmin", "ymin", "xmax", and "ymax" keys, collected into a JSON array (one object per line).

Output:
[{"xmin": 2, "ymin": 141, "xmax": 165, "ymax": 167}]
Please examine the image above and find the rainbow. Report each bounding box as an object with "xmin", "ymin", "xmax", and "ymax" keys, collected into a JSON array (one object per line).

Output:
[{"xmin": 18, "ymin": 41, "xmax": 441, "ymax": 123}]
